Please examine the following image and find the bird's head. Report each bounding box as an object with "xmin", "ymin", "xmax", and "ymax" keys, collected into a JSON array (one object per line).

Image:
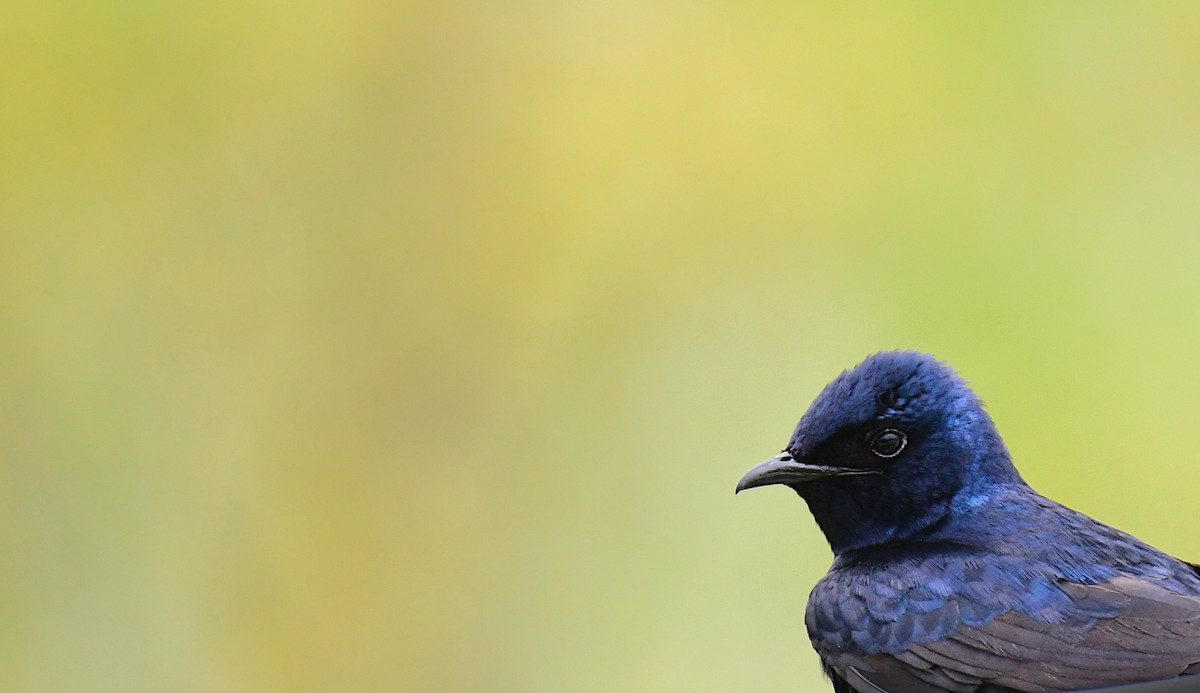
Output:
[{"xmin": 737, "ymin": 351, "xmax": 1024, "ymax": 555}]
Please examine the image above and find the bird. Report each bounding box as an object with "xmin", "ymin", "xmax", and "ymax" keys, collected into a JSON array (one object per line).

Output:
[{"xmin": 735, "ymin": 351, "xmax": 1200, "ymax": 693}]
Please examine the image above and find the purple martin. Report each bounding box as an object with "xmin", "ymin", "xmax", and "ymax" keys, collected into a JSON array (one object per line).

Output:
[{"xmin": 737, "ymin": 352, "xmax": 1200, "ymax": 692}]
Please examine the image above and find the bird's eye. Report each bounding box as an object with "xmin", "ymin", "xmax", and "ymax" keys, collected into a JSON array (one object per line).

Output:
[{"xmin": 869, "ymin": 429, "xmax": 906, "ymax": 458}]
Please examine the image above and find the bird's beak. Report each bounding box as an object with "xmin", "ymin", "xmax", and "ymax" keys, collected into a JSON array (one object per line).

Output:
[{"xmin": 735, "ymin": 452, "xmax": 877, "ymax": 494}]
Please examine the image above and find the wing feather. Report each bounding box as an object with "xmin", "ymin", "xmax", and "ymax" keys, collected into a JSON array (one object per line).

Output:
[{"xmin": 834, "ymin": 575, "xmax": 1200, "ymax": 692}]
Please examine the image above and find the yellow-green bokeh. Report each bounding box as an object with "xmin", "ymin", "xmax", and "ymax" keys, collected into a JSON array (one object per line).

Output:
[{"xmin": 5, "ymin": 3, "xmax": 1200, "ymax": 691}]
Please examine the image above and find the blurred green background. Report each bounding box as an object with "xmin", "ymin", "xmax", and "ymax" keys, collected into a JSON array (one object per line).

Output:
[{"xmin": 5, "ymin": 2, "xmax": 1200, "ymax": 691}]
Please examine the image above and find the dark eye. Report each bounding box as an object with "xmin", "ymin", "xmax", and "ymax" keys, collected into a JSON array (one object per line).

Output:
[{"xmin": 869, "ymin": 429, "xmax": 907, "ymax": 458}]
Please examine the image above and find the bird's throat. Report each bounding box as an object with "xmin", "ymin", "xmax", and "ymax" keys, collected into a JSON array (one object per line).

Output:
[{"xmin": 797, "ymin": 481, "xmax": 953, "ymax": 556}]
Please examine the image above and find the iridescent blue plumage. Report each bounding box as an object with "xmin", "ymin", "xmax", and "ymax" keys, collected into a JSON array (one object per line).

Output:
[{"xmin": 738, "ymin": 352, "xmax": 1200, "ymax": 692}]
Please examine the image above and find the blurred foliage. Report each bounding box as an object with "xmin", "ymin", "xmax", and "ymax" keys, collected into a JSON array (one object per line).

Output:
[{"xmin": 4, "ymin": 2, "xmax": 1200, "ymax": 691}]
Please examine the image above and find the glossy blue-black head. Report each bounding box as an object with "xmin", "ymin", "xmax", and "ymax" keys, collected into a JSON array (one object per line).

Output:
[{"xmin": 737, "ymin": 351, "xmax": 1025, "ymax": 554}]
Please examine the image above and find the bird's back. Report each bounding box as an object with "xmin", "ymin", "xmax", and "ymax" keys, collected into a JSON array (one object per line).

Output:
[{"xmin": 806, "ymin": 485, "xmax": 1200, "ymax": 692}]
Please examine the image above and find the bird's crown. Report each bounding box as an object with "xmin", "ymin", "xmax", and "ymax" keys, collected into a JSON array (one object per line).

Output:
[{"xmin": 789, "ymin": 350, "xmax": 976, "ymax": 456}]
